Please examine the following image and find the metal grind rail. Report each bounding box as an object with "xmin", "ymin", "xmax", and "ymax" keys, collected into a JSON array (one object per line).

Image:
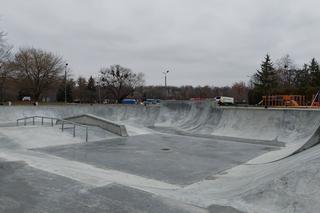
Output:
[{"xmin": 16, "ymin": 116, "xmax": 89, "ymax": 142}]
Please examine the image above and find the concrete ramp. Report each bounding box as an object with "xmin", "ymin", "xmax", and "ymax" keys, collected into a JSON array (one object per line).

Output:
[
  {"xmin": 158, "ymin": 101, "xmax": 320, "ymax": 164},
  {"xmin": 247, "ymin": 124, "xmax": 320, "ymax": 164},
  {"xmin": 62, "ymin": 114, "xmax": 128, "ymax": 137},
  {"xmin": 1, "ymin": 103, "xmax": 320, "ymax": 163}
]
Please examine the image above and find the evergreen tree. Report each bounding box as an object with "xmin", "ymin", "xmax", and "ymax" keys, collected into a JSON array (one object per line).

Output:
[
  {"xmin": 75, "ymin": 77, "xmax": 87, "ymax": 103},
  {"xmin": 87, "ymin": 76, "xmax": 96, "ymax": 103},
  {"xmin": 87, "ymin": 76, "xmax": 96, "ymax": 91},
  {"xmin": 295, "ymin": 64, "xmax": 310, "ymax": 90},
  {"xmin": 56, "ymin": 79, "xmax": 74, "ymax": 102},
  {"xmin": 254, "ymin": 54, "xmax": 278, "ymax": 95},
  {"xmin": 309, "ymin": 58, "xmax": 320, "ymax": 87}
]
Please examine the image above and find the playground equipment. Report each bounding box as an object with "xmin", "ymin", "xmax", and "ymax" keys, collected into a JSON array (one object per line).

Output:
[
  {"xmin": 311, "ymin": 91, "xmax": 320, "ymax": 107},
  {"xmin": 261, "ymin": 95, "xmax": 306, "ymax": 107}
]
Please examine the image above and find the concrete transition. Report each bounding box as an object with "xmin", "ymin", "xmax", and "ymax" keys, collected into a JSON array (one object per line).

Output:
[
  {"xmin": 1, "ymin": 101, "xmax": 319, "ymax": 162},
  {"xmin": 1, "ymin": 101, "xmax": 320, "ymax": 212},
  {"xmin": 60, "ymin": 113, "xmax": 128, "ymax": 137}
]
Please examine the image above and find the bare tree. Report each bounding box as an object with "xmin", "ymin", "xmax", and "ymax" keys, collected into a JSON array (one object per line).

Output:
[
  {"xmin": 74, "ymin": 76, "xmax": 87, "ymax": 103},
  {"xmin": 12, "ymin": 48, "xmax": 65, "ymax": 101},
  {"xmin": 0, "ymin": 31, "xmax": 12, "ymax": 103},
  {"xmin": 100, "ymin": 65, "xmax": 145, "ymax": 103},
  {"xmin": 275, "ymin": 54, "xmax": 297, "ymax": 89},
  {"xmin": 231, "ymin": 81, "xmax": 249, "ymax": 103}
]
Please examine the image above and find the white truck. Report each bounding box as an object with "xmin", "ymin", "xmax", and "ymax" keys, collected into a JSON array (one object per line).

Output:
[{"xmin": 215, "ymin": 96, "xmax": 234, "ymax": 105}]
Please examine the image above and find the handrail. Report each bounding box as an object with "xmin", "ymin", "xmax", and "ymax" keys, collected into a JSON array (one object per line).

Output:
[{"xmin": 16, "ymin": 116, "xmax": 89, "ymax": 142}]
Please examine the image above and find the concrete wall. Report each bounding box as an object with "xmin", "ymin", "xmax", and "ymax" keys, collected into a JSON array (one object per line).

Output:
[{"xmin": 1, "ymin": 102, "xmax": 320, "ymax": 148}]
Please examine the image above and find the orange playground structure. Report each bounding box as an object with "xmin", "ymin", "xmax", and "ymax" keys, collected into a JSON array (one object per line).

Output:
[{"xmin": 262, "ymin": 95, "xmax": 306, "ymax": 107}]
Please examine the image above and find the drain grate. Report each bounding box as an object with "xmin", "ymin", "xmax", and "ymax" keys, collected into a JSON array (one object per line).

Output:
[{"xmin": 161, "ymin": 148, "xmax": 171, "ymax": 151}]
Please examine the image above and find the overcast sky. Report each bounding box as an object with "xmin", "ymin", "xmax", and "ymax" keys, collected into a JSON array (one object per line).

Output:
[{"xmin": 1, "ymin": 0, "xmax": 320, "ymax": 86}]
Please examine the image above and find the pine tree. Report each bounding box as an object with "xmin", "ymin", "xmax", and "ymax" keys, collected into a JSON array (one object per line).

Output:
[
  {"xmin": 309, "ymin": 58, "xmax": 320, "ymax": 87},
  {"xmin": 87, "ymin": 76, "xmax": 96, "ymax": 103},
  {"xmin": 76, "ymin": 77, "xmax": 87, "ymax": 103},
  {"xmin": 56, "ymin": 80, "xmax": 74, "ymax": 102},
  {"xmin": 254, "ymin": 54, "xmax": 278, "ymax": 95},
  {"xmin": 295, "ymin": 64, "xmax": 310, "ymax": 90}
]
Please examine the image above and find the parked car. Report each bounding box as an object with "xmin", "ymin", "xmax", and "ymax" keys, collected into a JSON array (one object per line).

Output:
[
  {"xmin": 143, "ymin": 99, "xmax": 160, "ymax": 105},
  {"xmin": 22, "ymin": 96, "xmax": 31, "ymax": 101},
  {"xmin": 121, "ymin": 99, "xmax": 137, "ymax": 104}
]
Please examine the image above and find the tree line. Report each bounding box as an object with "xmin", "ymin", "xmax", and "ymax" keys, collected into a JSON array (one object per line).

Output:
[
  {"xmin": 0, "ymin": 30, "xmax": 250, "ymax": 104},
  {"xmin": 2, "ymin": 28, "xmax": 319, "ymax": 105},
  {"xmin": 0, "ymin": 31, "xmax": 146, "ymax": 104},
  {"xmin": 249, "ymin": 54, "xmax": 320, "ymax": 104}
]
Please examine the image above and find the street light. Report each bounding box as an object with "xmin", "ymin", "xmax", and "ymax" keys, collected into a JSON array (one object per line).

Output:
[
  {"xmin": 96, "ymin": 77, "xmax": 102, "ymax": 104},
  {"xmin": 64, "ymin": 63, "xmax": 68, "ymax": 104},
  {"xmin": 163, "ymin": 70, "xmax": 169, "ymax": 87},
  {"xmin": 163, "ymin": 70, "xmax": 169, "ymax": 98}
]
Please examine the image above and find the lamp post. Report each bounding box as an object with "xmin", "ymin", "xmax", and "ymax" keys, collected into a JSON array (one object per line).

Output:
[
  {"xmin": 64, "ymin": 63, "xmax": 68, "ymax": 104},
  {"xmin": 163, "ymin": 70, "xmax": 169, "ymax": 98},
  {"xmin": 97, "ymin": 77, "xmax": 102, "ymax": 104},
  {"xmin": 163, "ymin": 70, "xmax": 169, "ymax": 87}
]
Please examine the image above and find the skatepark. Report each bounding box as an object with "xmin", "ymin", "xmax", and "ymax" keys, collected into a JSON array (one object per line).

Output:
[{"xmin": 1, "ymin": 101, "xmax": 320, "ymax": 213}]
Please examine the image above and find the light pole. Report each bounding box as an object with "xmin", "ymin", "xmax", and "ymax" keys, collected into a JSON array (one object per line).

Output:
[
  {"xmin": 163, "ymin": 70, "xmax": 169, "ymax": 87},
  {"xmin": 163, "ymin": 70, "xmax": 169, "ymax": 98},
  {"xmin": 64, "ymin": 63, "xmax": 68, "ymax": 104},
  {"xmin": 97, "ymin": 77, "xmax": 102, "ymax": 104}
]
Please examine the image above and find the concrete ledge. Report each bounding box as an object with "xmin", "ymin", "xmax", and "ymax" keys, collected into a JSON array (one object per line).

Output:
[
  {"xmin": 0, "ymin": 122, "xmax": 17, "ymax": 127},
  {"xmin": 61, "ymin": 114, "xmax": 128, "ymax": 137}
]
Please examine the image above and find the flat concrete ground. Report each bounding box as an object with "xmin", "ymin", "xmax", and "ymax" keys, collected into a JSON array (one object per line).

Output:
[
  {"xmin": 0, "ymin": 159, "xmax": 244, "ymax": 213},
  {"xmin": 38, "ymin": 133, "xmax": 276, "ymax": 185},
  {"xmin": 0, "ymin": 125, "xmax": 267, "ymax": 212},
  {"xmin": 0, "ymin": 160, "xmax": 206, "ymax": 213}
]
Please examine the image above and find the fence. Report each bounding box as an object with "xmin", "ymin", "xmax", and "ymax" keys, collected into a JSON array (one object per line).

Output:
[{"xmin": 16, "ymin": 116, "xmax": 89, "ymax": 142}]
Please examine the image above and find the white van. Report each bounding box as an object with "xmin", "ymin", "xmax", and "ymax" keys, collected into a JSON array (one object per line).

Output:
[{"xmin": 215, "ymin": 96, "xmax": 234, "ymax": 105}]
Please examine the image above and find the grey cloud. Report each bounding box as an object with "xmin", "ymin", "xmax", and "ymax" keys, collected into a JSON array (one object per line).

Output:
[{"xmin": 1, "ymin": 0, "xmax": 320, "ymax": 86}]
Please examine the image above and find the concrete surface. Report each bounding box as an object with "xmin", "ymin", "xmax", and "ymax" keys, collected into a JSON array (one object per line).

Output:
[
  {"xmin": 1, "ymin": 102, "xmax": 320, "ymax": 212},
  {"xmin": 38, "ymin": 133, "xmax": 276, "ymax": 185},
  {"xmin": 0, "ymin": 160, "xmax": 204, "ymax": 213},
  {"xmin": 1, "ymin": 102, "xmax": 320, "ymax": 162}
]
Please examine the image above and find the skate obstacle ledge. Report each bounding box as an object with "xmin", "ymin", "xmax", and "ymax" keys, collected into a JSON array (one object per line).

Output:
[{"xmin": 59, "ymin": 114, "xmax": 128, "ymax": 137}]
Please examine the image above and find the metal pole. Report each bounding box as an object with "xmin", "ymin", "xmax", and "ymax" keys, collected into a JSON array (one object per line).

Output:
[
  {"xmin": 17, "ymin": 120, "xmax": 18, "ymax": 126},
  {"xmin": 73, "ymin": 124, "xmax": 76, "ymax": 137},
  {"xmin": 163, "ymin": 70, "xmax": 169, "ymax": 98},
  {"xmin": 62, "ymin": 121, "xmax": 64, "ymax": 132},
  {"xmin": 98, "ymin": 83, "xmax": 101, "ymax": 104},
  {"xmin": 165, "ymin": 74, "xmax": 167, "ymax": 88},
  {"xmin": 41, "ymin": 117, "xmax": 44, "ymax": 125},
  {"xmin": 64, "ymin": 63, "xmax": 68, "ymax": 104},
  {"xmin": 85, "ymin": 127, "xmax": 88, "ymax": 142}
]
